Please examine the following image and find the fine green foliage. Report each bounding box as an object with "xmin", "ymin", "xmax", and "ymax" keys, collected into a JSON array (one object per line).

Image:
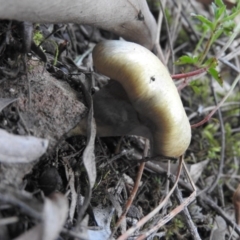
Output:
[
  {"xmin": 33, "ymin": 28, "xmax": 44, "ymax": 46},
  {"xmin": 166, "ymin": 216, "xmax": 186, "ymax": 239},
  {"xmin": 203, "ymin": 124, "xmax": 221, "ymax": 159},
  {"xmin": 225, "ymin": 123, "xmax": 240, "ymax": 157},
  {"xmin": 33, "ymin": 25, "xmax": 59, "ymax": 65},
  {"xmin": 175, "ymin": 0, "xmax": 240, "ymax": 85}
]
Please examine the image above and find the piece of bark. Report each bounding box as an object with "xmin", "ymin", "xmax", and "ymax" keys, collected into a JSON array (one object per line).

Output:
[{"xmin": 0, "ymin": 61, "xmax": 86, "ymax": 152}]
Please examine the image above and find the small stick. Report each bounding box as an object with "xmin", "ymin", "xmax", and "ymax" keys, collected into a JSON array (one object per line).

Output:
[
  {"xmin": 137, "ymin": 190, "xmax": 197, "ymax": 240},
  {"xmin": 207, "ymin": 79, "xmax": 225, "ymax": 193},
  {"xmin": 110, "ymin": 139, "xmax": 150, "ymax": 238},
  {"xmin": 117, "ymin": 155, "xmax": 184, "ymax": 240},
  {"xmin": 191, "ymin": 74, "xmax": 240, "ymax": 128},
  {"xmin": 136, "ymin": 158, "xmax": 197, "ymax": 240},
  {"xmin": 173, "ymin": 186, "xmax": 200, "ymax": 240}
]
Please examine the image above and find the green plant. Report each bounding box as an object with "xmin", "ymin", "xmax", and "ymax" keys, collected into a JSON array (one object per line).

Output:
[
  {"xmin": 202, "ymin": 123, "xmax": 221, "ymax": 159},
  {"xmin": 175, "ymin": 0, "xmax": 240, "ymax": 85},
  {"xmin": 166, "ymin": 216, "xmax": 186, "ymax": 239},
  {"xmin": 33, "ymin": 28, "xmax": 44, "ymax": 46},
  {"xmin": 225, "ymin": 123, "xmax": 240, "ymax": 158}
]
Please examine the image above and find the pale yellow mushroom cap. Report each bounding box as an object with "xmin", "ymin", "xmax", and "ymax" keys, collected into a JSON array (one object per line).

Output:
[{"xmin": 92, "ymin": 40, "xmax": 191, "ymax": 157}]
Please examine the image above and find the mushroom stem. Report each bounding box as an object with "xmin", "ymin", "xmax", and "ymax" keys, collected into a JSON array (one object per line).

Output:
[{"xmin": 92, "ymin": 41, "xmax": 191, "ymax": 157}]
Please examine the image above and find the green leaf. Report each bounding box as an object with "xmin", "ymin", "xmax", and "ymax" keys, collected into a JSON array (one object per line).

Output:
[
  {"xmin": 191, "ymin": 85, "xmax": 201, "ymax": 95},
  {"xmin": 214, "ymin": 0, "xmax": 225, "ymax": 7},
  {"xmin": 175, "ymin": 55, "xmax": 198, "ymax": 65},
  {"xmin": 192, "ymin": 14, "xmax": 214, "ymax": 30},
  {"xmin": 208, "ymin": 67, "xmax": 223, "ymax": 85},
  {"xmin": 203, "ymin": 57, "xmax": 218, "ymax": 68},
  {"xmin": 211, "ymin": 28, "xmax": 224, "ymax": 43},
  {"xmin": 204, "ymin": 130, "xmax": 215, "ymax": 143},
  {"xmin": 211, "ymin": 2, "xmax": 218, "ymax": 16},
  {"xmin": 189, "ymin": 80, "xmax": 202, "ymax": 94},
  {"xmin": 211, "ymin": 146, "xmax": 221, "ymax": 152},
  {"xmin": 224, "ymin": 8, "xmax": 240, "ymax": 22},
  {"xmin": 223, "ymin": 20, "xmax": 235, "ymax": 29},
  {"xmin": 222, "ymin": 20, "xmax": 236, "ymax": 35},
  {"xmin": 214, "ymin": 6, "xmax": 226, "ymax": 20},
  {"xmin": 238, "ymin": 1, "xmax": 240, "ymax": 8}
]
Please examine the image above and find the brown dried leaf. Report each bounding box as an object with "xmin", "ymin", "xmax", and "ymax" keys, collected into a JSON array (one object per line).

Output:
[
  {"xmin": 77, "ymin": 80, "xmax": 96, "ymax": 222},
  {"xmin": 82, "ymin": 101, "xmax": 96, "ymax": 189},
  {"xmin": 154, "ymin": 159, "xmax": 209, "ymax": 184}
]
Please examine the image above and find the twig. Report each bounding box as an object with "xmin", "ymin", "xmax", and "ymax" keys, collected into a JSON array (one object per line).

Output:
[
  {"xmin": 155, "ymin": 0, "xmax": 166, "ymax": 64},
  {"xmin": 117, "ymin": 155, "xmax": 184, "ymax": 240},
  {"xmin": 158, "ymin": 0, "xmax": 175, "ymax": 73},
  {"xmin": 145, "ymin": 161, "xmax": 192, "ymax": 192},
  {"xmin": 216, "ymin": 22, "xmax": 240, "ymax": 59},
  {"xmin": 199, "ymin": 195, "xmax": 240, "ymax": 236},
  {"xmin": 16, "ymin": 107, "xmax": 30, "ymax": 135},
  {"xmin": 138, "ymin": 193, "xmax": 196, "ymax": 239},
  {"xmin": 221, "ymin": 45, "xmax": 240, "ymax": 62},
  {"xmin": 219, "ymin": 57, "xmax": 240, "ymax": 73},
  {"xmin": 155, "ymin": 0, "xmax": 165, "ymax": 44},
  {"xmin": 233, "ymin": 184, "xmax": 240, "ymax": 226},
  {"xmin": 188, "ymin": 102, "xmax": 240, "ymax": 121},
  {"xmin": 172, "ymin": 67, "xmax": 208, "ymax": 80},
  {"xmin": 170, "ymin": 1, "xmax": 182, "ymax": 45},
  {"xmin": 145, "ymin": 161, "xmax": 240, "ymax": 236},
  {"xmin": 207, "ymin": 78, "xmax": 225, "ymax": 193},
  {"xmin": 173, "ymin": 0, "xmax": 200, "ymax": 43},
  {"xmin": 62, "ymin": 157, "xmax": 77, "ymax": 223},
  {"xmin": 191, "ymin": 74, "xmax": 240, "ymax": 128},
  {"xmin": 173, "ymin": 186, "xmax": 200, "ymax": 240},
  {"xmin": 177, "ymin": 72, "xmax": 207, "ymax": 91},
  {"xmin": 136, "ymin": 158, "xmax": 198, "ymax": 239},
  {"xmin": 137, "ymin": 183, "xmax": 197, "ymax": 239},
  {"xmin": 23, "ymin": 55, "xmax": 31, "ymax": 108},
  {"xmin": 162, "ymin": 160, "xmax": 171, "ymax": 215},
  {"xmin": 138, "ymin": 157, "xmax": 198, "ymax": 239},
  {"xmin": 110, "ymin": 140, "xmax": 149, "ymax": 238}
]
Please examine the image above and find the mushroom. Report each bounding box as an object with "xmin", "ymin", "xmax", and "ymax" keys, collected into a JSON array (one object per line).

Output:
[{"xmin": 74, "ymin": 40, "xmax": 191, "ymax": 158}]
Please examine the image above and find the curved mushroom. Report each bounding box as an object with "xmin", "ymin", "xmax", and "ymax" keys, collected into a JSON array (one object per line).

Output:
[{"xmin": 75, "ymin": 40, "xmax": 191, "ymax": 158}]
